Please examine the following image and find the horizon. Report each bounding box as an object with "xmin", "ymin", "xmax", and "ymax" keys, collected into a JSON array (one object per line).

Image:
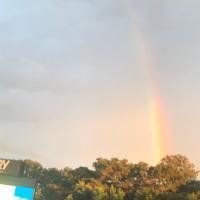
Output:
[{"xmin": 1, "ymin": 154, "xmax": 199, "ymax": 172}]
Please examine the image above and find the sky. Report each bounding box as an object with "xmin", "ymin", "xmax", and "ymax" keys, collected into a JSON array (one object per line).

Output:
[{"xmin": 0, "ymin": 0, "xmax": 200, "ymax": 169}]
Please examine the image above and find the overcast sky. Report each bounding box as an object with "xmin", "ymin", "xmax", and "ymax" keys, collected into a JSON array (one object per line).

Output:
[{"xmin": 0, "ymin": 0, "xmax": 200, "ymax": 168}]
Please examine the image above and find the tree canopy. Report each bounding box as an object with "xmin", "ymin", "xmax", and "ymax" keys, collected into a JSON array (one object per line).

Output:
[{"xmin": 19, "ymin": 154, "xmax": 199, "ymax": 200}]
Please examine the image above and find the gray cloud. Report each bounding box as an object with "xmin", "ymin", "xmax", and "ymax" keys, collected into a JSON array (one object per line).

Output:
[
  {"xmin": 0, "ymin": 0, "xmax": 137, "ymax": 92},
  {"xmin": 0, "ymin": 0, "xmax": 200, "ymax": 167}
]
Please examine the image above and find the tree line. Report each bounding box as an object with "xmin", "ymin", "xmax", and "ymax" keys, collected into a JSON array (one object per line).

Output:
[{"xmin": 21, "ymin": 154, "xmax": 200, "ymax": 200}]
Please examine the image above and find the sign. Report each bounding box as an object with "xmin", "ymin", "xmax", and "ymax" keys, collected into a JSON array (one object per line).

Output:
[
  {"xmin": 0, "ymin": 160, "xmax": 10, "ymax": 171},
  {"xmin": 0, "ymin": 175, "xmax": 36, "ymax": 188},
  {"xmin": 0, "ymin": 159, "xmax": 36, "ymax": 200},
  {"xmin": 0, "ymin": 175, "xmax": 36, "ymax": 200},
  {"xmin": 0, "ymin": 159, "xmax": 23, "ymax": 177}
]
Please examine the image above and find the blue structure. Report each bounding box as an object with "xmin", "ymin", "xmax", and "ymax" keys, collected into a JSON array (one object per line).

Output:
[
  {"xmin": 15, "ymin": 186, "xmax": 35, "ymax": 199},
  {"xmin": 0, "ymin": 184, "xmax": 35, "ymax": 200}
]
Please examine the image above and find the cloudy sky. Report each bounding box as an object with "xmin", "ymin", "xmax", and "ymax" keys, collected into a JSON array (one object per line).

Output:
[{"xmin": 0, "ymin": 0, "xmax": 200, "ymax": 168}]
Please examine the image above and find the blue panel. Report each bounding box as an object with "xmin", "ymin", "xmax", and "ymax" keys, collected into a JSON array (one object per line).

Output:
[{"xmin": 15, "ymin": 186, "xmax": 34, "ymax": 200}]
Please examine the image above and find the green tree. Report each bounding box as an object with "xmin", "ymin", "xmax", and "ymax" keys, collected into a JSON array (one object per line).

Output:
[
  {"xmin": 155, "ymin": 192, "xmax": 199, "ymax": 200},
  {"xmin": 65, "ymin": 194, "xmax": 74, "ymax": 200},
  {"xmin": 93, "ymin": 158, "xmax": 133, "ymax": 188},
  {"xmin": 154, "ymin": 155, "xmax": 198, "ymax": 192},
  {"xmin": 72, "ymin": 167, "xmax": 96, "ymax": 182},
  {"xmin": 34, "ymin": 183, "xmax": 43, "ymax": 200},
  {"xmin": 23, "ymin": 159, "xmax": 43, "ymax": 178},
  {"xmin": 178, "ymin": 180, "xmax": 200, "ymax": 194},
  {"xmin": 44, "ymin": 183, "xmax": 66, "ymax": 200},
  {"xmin": 106, "ymin": 185, "xmax": 125, "ymax": 200},
  {"xmin": 17, "ymin": 155, "xmax": 200, "ymax": 200},
  {"xmin": 73, "ymin": 180, "xmax": 107, "ymax": 200},
  {"xmin": 130, "ymin": 162, "xmax": 150, "ymax": 187},
  {"xmin": 133, "ymin": 187, "xmax": 156, "ymax": 200}
]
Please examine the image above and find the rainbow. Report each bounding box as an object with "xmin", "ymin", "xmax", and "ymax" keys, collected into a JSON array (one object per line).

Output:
[{"xmin": 133, "ymin": 18, "xmax": 173, "ymax": 164}]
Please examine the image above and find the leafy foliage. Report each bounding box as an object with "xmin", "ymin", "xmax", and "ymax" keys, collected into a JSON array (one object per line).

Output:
[{"xmin": 20, "ymin": 155, "xmax": 199, "ymax": 200}]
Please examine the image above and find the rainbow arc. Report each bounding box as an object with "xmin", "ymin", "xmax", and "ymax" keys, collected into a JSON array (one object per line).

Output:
[{"xmin": 133, "ymin": 18, "xmax": 173, "ymax": 164}]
